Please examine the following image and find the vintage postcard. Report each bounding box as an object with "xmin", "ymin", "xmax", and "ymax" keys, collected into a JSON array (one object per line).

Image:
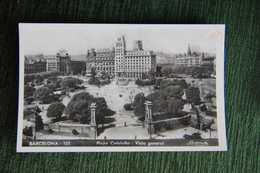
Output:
[{"xmin": 17, "ymin": 24, "xmax": 227, "ymax": 152}]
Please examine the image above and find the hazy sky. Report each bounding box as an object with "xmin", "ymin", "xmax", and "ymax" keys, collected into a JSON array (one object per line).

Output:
[{"xmin": 20, "ymin": 24, "xmax": 224, "ymax": 55}]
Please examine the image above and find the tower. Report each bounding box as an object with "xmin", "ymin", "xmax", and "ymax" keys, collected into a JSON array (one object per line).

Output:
[
  {"xmin": 115, "ymin": 36, "xmax": 126, "ymax": 54},
  {"xmin": 187, "ymin": 44, "xmax": 192, "ymax": 56},
  {"xmin": 115, "ymin": 36, "xmax": 126, "ymax": 77},
  {"xmin": 56, "ymin": 49, "xmax": 71, "ymax": 74},
  {"xmin": 133, "ymin": 40, "xmax": 143, "ymax": 51},
  {"xmin": 201, "ymin": 52, "xmax": 205, "ymax": 59}
]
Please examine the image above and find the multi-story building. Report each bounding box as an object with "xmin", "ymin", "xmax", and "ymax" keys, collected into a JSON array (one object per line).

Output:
[
  {"xmin": 173, "ymin": 45, "xmax": 216, "ymax": 67},
  {"xmin": 86, "ymin": 48, "xmax": 115, "ymax": 76},
  {"xmin": 70, "ymin": 60, "xmax": 86, "ymax": 75},
  {"xmin": 45, "ymin": 55, "xmax": 58, "ymax": 72},
  {"xmin": 114, "ymin": 36, "xmax": 156, "ymax": 79},
  {"xmin": 201, "ymin": 54, "xmax": 215, "ymax": 67},
  {"xmin": 24, "ymin": 54, "xmax": 47, "ymax": 74},
  {"xmin": 173, "ymin": 45, "xmax": 202, "ymax": 66},
  {"xmin": 56, "ymin": 50, "xmax": 71, "ymax": 74}
]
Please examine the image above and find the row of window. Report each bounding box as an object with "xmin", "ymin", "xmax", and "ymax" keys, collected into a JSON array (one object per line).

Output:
[
  {"xmin": 116, "ymin": 72, "xmax": 148, "ymax": 78},
  {"xmin": 95, "ymin": 67, "xmax": 115, "ymax": 71},
  {"xmin": 116, "ymin": 65, "xmax": 151, "ymax": 68},
  {"xmin": 125, "ymin": 52, "xmax": 149, "ymax": 56},
  {"xmin": 93, "ymin": 62, "xmax": 115, "ymax": 65}
]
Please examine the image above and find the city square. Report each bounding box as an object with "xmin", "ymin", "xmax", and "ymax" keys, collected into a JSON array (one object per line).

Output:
[{"xmin": 18, "ymin": 24, "xmax": 225, "ymax": 150}]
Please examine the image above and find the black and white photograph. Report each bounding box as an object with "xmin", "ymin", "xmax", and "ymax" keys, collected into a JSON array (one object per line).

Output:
[{"xmin": 17, "ymin": 24, "xmax": 226, "ymax": 152}]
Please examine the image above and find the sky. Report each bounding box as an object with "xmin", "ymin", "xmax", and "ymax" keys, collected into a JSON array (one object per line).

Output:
[{"xmin": 20, "ymin": 24, "xmax": 224, "ymax": 55}]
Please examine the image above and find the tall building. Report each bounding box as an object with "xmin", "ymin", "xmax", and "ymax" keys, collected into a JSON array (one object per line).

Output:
[
  {"xmin": 133, "ymin": 40, "xmax": 143, "ymax": 51},
  {"xmin": 56, "ymin": 50, "xmax": 71, "ymax": 74},
  {"xmin": 115, "ymin": 36, "xmax": 156, "ymax": 79},
  {"xmin": 86, "ymin": 48, "xmax": 115, "ymax": 76}
]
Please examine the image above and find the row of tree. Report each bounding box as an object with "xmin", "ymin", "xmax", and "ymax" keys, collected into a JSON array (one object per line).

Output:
[
  {"xmin": 46, "ymin": 92, "xmax": 115, "ymax": 125},
  {"xmin": 132, "ymin": 79, "xmax": 201, "ymax": 121},
  {"xmin": 25, "ymin": 77, "xmax": 84, "ymax": 104},
  {"xmin": 88, "ymin": 67, "xmax": 111, "ymax": 86},
  {"xmin": 24, "ymin": 69, "xmax": 61, "ymax": 85},
  {"xmin": 161, "ymin": 66, "xmax": 214, "ymax": 78}
]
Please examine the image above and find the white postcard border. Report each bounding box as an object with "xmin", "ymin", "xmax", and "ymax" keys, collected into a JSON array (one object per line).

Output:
[{"xmin": 17, "ymin": 24, "xmax": 227, "ymax": 152}]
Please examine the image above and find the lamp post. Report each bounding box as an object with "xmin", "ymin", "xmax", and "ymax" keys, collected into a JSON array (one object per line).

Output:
[{"xmin": 129, "ymin": 95, "xmax": 133, "ymax": 104}]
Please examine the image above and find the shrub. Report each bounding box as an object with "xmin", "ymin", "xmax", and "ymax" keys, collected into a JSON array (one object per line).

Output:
[
  {"xmin": 47, "ymin": 102, "xmax": 65, "ymax": 119},
  {"xmin": 35, "ymin": 115, "xmax": 44, "ymax": 132},
  {"xmin": 81, "ymin": 71, "xmax": 86, "ymax": 76},
  {"xmin": 61, "ymin": 90, "xmax": 66, "ymax": 95},
  {"xmin": 72, "ymin": 129, "xmax": 79, "ymax": 135},
  {"xmin": 69, "ymin": 88, "xmax": 75, "ymax": 92},
  {"xmin": 124, "ymin": 103, "xmax": 133, "ymax": 111},
  {"xmin": 65, "ymin": 92, "xmax": 115, "ymax": 124},
  {"xmin": 23, "ymin": 127, "xmax": 33, "ymax": 136}
]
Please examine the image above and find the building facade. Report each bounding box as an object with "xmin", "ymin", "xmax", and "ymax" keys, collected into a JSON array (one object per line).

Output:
[
  {"xmin": 24, "ymin": 54, "xmax": 47, "ymax": 74},
  {"xmin": 56, "ymin": 50, "xmax": 71, "ymax": 74},
  {"xmin": 115, "ymin": 36, "xmax": 156, "ymax": 79},
  {"xmin": 71, "ymin": 60, "xmax": 86, "ymax": 75},
  {"xmin": 86, "ymin": 48, "xmax": 115, "ymax": 76},
  {"xmin": 45, "ymin": 55, "xmax": 58, "ymax": 72},
  {"xmin": 173, "ymin": 45, "xmax": 202, "ymax": 66},
  {"xmin": 201, "ymin": 54, "xmax": 215, "ymax": 67},
  {"xmin": 173, "ymin": 45, "xmax": 215, "ymax": 67}
]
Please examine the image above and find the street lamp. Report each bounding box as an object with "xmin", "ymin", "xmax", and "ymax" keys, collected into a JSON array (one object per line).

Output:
[{"xmin": 129, "ymin": 95, "xmax": 133, "ymax": 104}]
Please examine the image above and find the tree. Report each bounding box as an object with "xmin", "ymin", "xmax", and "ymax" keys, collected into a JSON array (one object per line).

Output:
[
  {"xmin": 135, "ymin": 79, "xmax": 143, "ymax": 86},
  {"xmin": 148, "ymin": 69, "xmax": 156, "ymax": 80},
  {"xmin": 34, "ymin": 73, "xmax": 45, "ymax": 84},
  {"xmin": 24, "ymin": 74, "xmax": 36, "ymax": 85},
  {"xmin": 88, "ymin": 77, "xmax": 101, "ymax": 86},
  {"xmin": 154, "ymin": 79, "xmax": 162, "ymax": 89},
  {"xmin": 33, "ymin": 87, "xmax": 53, "ymax": 103},
  {"xmin": 133, "ymin": 93, "xmax": 146, "ymax": 117},
  {"xmin": 147, "ymin": 84, "xmax": 185, "ymax": 116},
  {"xmin": 124, "ymin": 103, "xmax": 133, "ymax": 111},
  {"xmin": 35, "ymin": 115, "xmax": 44, "ymax": 132},
  {"xmin": 65, "ymin": 92, "xmax": 115, "ymax": 124},
  {"xmin": 160, "ymin": 80, "xmax": 174, "ymax": 89},
  {"xmin": 173, "ymin": 79, "xmax": 188, "ymax": 89},
  {"xmin": 167, "ymin": 98, "xmax": 184, "ymax": 114},
  {"xmin": 60, "ymin": 77, "xmax": 83, "ymax": 90},
  {"xmin": 24, "ymin": 86, "xmax": 36, "ymax": 99},
  {"xmin": 88, "ymin": 68, "xmax": 101, "ymax": 86},
  {"xmin": 185, "ymin": 87, "xmax": 201, "ymax": 105},
  {"xmin": 47, "ymin": 103, "xmax": 65, "ymax": 119},
  {"xmin": 133, "ymin": 93, "xmax": 146, "ymax": 105},
  {"xmin": 162, "ymin": 67, "xmax": 172, "ymax": 77},
  {"xmin": 163, "ymin": 85, "xmax": 184, "ymax": 99},
  {"xmin": 81, "ymin": 71, "xmax": 86, "ymax": 76},
  {"xmin": 91, "ymin": 67, "xmax": 97, "ymax": 78},
  {"xmin": 100, "ymin": 71, "xmax": 111, "ymax": 85},
  {"xmin": 133, "ymin": 102, "xmax": 145, "ymax": 118}
]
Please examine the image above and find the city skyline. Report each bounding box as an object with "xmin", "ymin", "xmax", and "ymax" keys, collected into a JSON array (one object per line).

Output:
[{"xmin": 20, "ymin": 24, "xmax": 223, "ymax": 55}]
